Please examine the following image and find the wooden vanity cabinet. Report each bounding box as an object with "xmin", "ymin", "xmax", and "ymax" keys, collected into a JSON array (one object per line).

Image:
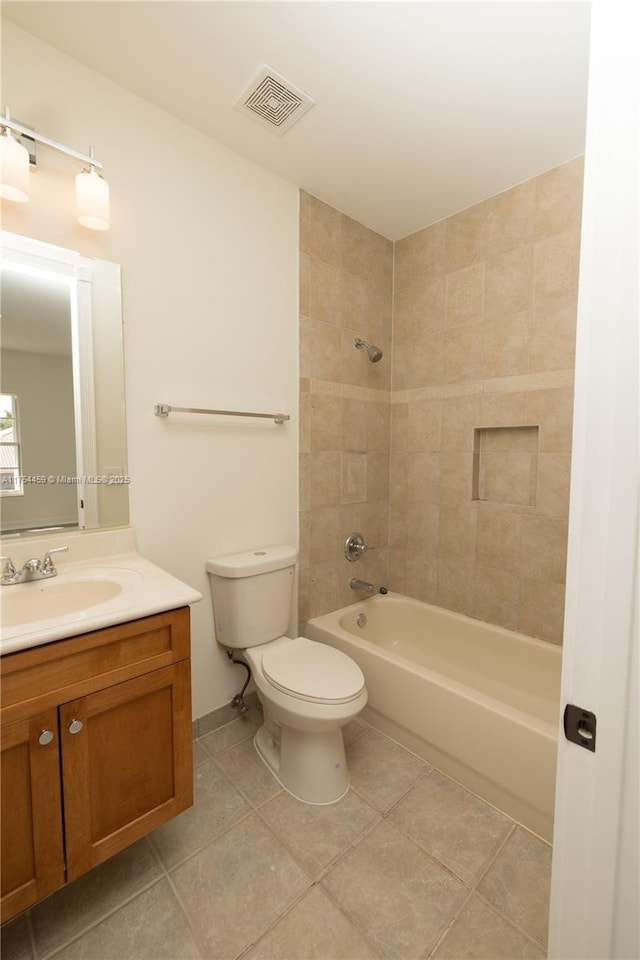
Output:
[
  {"xmin": 0, "ymin": 608, "xmax": 193, "ymax": 924},
  {"xmin": 0, "ymin": 709, "xmax": 66, "ymax": 922}
]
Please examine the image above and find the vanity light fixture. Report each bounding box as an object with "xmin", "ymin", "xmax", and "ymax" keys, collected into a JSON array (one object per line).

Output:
[
  {"xmin": 0, "ymin": 114, "xmax": 29, "ymax": 203},
  {"xmin": 75, "ymin": 146, "xmax": 110, "ymax": 231},
  {"xmin": 0, "ymin": 107, "xmax": 110, "ymax": 231}
]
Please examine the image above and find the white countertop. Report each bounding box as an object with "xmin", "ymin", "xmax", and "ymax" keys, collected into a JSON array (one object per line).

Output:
[{"xmin": 0, "ymin": 529, "xmax": 202, "ymax": 656}]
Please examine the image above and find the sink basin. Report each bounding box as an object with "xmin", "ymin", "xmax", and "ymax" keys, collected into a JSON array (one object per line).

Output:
[
  {"xmin": 1, "ymin": 578, "xmax": 125, "ymax": 627},
  {"xmin": 0, "ymin": 540, "xmax": 202, "ymax": 657}
]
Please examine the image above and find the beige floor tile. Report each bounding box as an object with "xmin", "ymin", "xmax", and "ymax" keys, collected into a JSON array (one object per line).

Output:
[
  {"xmin": 346, "ymin": 728, "xmax": 429, "ymax": 812},
  {"xmin": 45, "ymin": 879, "xmax": 201, "ymax": 960},
  {"xmin": 150, "ymin": 757, "xmax": 251, "ymax": 869},
  {"xmin": 259, "ymin": 788, "xmax": 380, "ymax": 878},
  {"xmin": 432, "ymin": 893, "xmax": 545, "ymax": 959},
  {"xmin": 342, "ymin": 715, "xmax": 371, "ymax": 745},
  {"xmin": 197, "ymin": 702, "xmax": 242, "ymax": 738},
  {"xmin": 30, "ymin": 839, "xmax": 162, "ymax": 959},
  {"xmin": 322, "ymin": 820, "xmax": 467, "ymax": 959},
  {"xmin": 0, "ymin": 914, "xmax": 33, "ymax": 960},
  {"xmin": 199, "ymin": 709, "xmax": 263, "ymax": 756},
  {"xmin": 214, "ymin": 738, "xmax": 283, "ymax": 807},
  {"xmin": 243, "ymin": 885, "xmax": 380, "ymax": 960},
  {"xmin": 12, "ymin": 720, "xmax": 557, "ymax": 960},
  {"xmin": 192, "ymin": 740, "xmax": 210, "ymax": 768},
  {"xmin": 388, "ymin": 770, "xmax": 513, "ymax": 884},
  {"xmin": 171, "ymin": 813, "xmax": 311, "ymax": 960},
  {"xmin": 477, "ymin": 826, "xmax": 552, "ymax": 947}
]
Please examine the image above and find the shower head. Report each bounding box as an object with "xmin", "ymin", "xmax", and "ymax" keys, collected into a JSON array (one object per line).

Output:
[{"xmin": 354, "ymin": 338, "xmax": 383, "ymax": 363}]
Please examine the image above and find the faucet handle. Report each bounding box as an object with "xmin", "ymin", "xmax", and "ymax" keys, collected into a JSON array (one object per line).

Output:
[
  {"xmin": 0, "ymin": 556, "xmax": 16, "ymax": 579},
  {"xmin": 344, "ymin": 532, "xmax": 376, "ymax": 562},
  {"xmin": 42, "ymin": 546, "xmax": 69, "ymax": 573}
]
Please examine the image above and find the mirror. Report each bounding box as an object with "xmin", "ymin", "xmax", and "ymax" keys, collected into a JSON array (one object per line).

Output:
[{"xmin": 0, "ymin": 231, "xmax": 128, "ymax": 536}]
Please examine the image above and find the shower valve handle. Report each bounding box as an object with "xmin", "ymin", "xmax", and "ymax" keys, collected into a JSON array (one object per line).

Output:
[{"xmin": 345, "ymin": 532, "xmax": 376, "ymax": 562}]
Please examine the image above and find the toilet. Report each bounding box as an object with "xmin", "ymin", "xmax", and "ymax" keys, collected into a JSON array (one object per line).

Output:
[{"xmin": 206, "ymin": 545, "xmax": 367, "ymax": 804}]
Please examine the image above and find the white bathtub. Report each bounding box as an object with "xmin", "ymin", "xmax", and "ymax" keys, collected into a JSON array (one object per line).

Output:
[{"xmin": 305, "ymin": 592, "xmax": 562, "ymax": 840}]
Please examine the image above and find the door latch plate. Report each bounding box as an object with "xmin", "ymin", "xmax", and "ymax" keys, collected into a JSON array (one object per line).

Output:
[{"xmin": 563, "ymin": 703, "xmax": 596, "ymax": 752}]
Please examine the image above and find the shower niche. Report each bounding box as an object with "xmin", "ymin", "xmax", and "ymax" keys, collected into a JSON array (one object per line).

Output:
[{"xmin": 472, "ymin": 425, "xmax": 540, "ymax": 507}]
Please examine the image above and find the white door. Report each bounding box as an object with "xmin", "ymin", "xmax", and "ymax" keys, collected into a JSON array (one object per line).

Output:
[{"xmin": 548, "ymin": 0, "xmax": 639, "ymax": 957}]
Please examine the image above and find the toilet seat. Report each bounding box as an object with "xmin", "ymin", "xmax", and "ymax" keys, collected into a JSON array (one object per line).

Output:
[{"xmin": 261, "ymin": 637, "xmax": 365, "ymax": 705}]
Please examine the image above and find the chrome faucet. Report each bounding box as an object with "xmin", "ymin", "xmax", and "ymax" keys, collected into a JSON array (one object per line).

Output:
[
  {"xmin": 1, "ymin": 546, "xmax": 69, "ymax": 585},
  {"xmin": 349, "ymin": 577, "xmax": 377, "ymax": 594},
  {"xmin": 345, "ymin": 532, "xmax": 377, "ymax": 562}
]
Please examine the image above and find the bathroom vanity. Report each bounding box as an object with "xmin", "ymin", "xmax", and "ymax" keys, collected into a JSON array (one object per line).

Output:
[{"xmin": 0, "ymin": 530, "xmax": 201, "ymax": 923}]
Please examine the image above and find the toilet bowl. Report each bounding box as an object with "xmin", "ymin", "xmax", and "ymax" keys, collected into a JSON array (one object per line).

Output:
[
  {"xmin": 206, "ymin": 546, "xmax": 367, "ymax": 804},
  {"xmin": 246, "ymin": 636, "xmax": 367, "ymax": 803}
]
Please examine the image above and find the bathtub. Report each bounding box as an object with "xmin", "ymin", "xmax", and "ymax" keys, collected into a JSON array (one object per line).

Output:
[{"xmin": 305, "ymin": 592, "xmax": 562, "ymax": 841}]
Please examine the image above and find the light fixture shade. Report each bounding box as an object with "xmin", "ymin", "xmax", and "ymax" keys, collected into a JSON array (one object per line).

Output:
[
  {"xmin": 0, "ymin": 133, "xmax": 30, "ymax": 202},
  {"xmin": 76, "ymin": 168, "xmax": 110, "ymax": 230}
]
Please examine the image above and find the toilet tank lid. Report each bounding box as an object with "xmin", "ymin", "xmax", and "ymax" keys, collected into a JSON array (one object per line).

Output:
[{"xmin": 206, "ymin": 545, "xmax": 297, "ymax": 578}]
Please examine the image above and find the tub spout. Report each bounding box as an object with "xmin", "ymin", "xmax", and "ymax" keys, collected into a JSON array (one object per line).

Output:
[{"xmin": 349, "ymin": 577, "xmax": 376, "ymax": 594}]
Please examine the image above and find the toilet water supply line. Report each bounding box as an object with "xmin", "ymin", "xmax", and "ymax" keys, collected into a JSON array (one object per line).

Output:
[{"xmin": 227, "ymin": 651, "xmax": 252, "ymax": 713}]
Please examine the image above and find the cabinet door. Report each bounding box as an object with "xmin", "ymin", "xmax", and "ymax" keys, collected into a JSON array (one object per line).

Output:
[
  {"xmin": 0, "ymin": 709, "xmax": 65, "ymax": 923},
  {"xmin": 60, "ymin": 662, "xmax": 193, "ymax": 881}
]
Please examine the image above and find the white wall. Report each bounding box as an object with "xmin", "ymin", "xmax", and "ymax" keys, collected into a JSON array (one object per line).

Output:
[{"xmin": 1, "ymin": 22, "xmax": 299, "ymax": 718}]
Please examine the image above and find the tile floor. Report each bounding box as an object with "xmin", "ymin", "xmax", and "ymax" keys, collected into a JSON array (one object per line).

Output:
[{"xmin": 2, "ymin": 708, "xmax": 551, "ymax": 960}]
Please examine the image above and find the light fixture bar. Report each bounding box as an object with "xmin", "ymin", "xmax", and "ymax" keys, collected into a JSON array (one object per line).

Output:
[{"xmin": 1, "ymin": 111, "xmax": 103, "ymax": 170}]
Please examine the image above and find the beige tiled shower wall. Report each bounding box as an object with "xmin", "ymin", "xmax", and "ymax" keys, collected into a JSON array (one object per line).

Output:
[
  {"xmin": 299, "ymin": 157, "xmax": 583, "ymax": 642},
  {"xmin": 299, "ymin": 192, "xmax": 393, "ymax": 622},
  {"xmin": 390, "ymin": 158, "xmax": 583, "ymax": 642}
]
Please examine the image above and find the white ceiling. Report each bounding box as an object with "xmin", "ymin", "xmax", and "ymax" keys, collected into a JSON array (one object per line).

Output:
[{"xmin": 3, "ymin": 1, "xmax": 591, "ymax": 240}]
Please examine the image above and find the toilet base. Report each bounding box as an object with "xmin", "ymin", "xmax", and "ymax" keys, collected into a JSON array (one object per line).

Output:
[{"xmin": 254, "ymin": 721, "xmax": 350, "ymax": 805}]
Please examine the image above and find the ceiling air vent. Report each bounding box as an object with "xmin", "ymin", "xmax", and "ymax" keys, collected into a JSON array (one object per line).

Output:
[{"xmin": 234, "ymin": 66, "xmax": 315, "ymax": 135}]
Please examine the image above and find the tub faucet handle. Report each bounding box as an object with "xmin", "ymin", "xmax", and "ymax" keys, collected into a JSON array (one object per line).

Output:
[{"xmin": 345, "ymin": 532, "xmax": 376, "ymax": 562}]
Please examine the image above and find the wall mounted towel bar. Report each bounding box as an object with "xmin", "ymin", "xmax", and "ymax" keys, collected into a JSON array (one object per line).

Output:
[{"xmin": 154, "ymin": 403, "xmax": 290, "ymax": 424}]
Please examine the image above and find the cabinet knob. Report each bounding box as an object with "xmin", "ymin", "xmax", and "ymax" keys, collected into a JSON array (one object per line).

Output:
[
  {"xmin": 68, "ymin": 719, "xmax": 84, "ymax": 735},
  {"xmin": 38, "ymin": 729, "xmax": 54, "ymax": 746}
]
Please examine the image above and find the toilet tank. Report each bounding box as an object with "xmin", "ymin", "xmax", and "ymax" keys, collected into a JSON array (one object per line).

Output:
[{"xmin": 206, "ymin": 545, "xmax": 297, "ymax": 649}]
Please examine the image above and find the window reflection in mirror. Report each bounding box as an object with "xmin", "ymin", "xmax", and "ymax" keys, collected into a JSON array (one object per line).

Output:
[
  {"xmin": 0, "ymin": 232, "xmax": 129, "ymax": 536},
  {"xmin": 0, "ymin": 394, "xmax": 24, "ymax": 495}
]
